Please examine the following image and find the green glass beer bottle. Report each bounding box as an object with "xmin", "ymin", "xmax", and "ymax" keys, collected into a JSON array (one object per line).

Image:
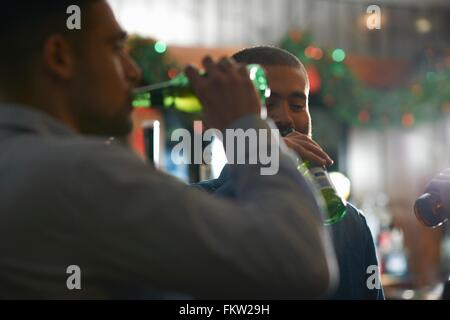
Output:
[
  {"xmin": 281, "ymin": 127, "xmax": 347, "ymax": 225},
  {"xmin": 298, "ymin": 161, "xmax": 347, "ymax": 225},
  {"xmin": 132, "ymin": 64, "xmax": 270, "ymax": 113}
]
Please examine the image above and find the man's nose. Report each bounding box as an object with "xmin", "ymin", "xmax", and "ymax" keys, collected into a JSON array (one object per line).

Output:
[
  {"xmin": 271, "ymin": 103, "xmax": 294, "ymax": 132},
  {"xmin": 124, "ymin": 55, "xmax": 142, "ymax": 86}
]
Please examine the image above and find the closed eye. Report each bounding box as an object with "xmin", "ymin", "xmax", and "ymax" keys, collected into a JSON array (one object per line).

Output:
[{"xmin": 290, "ymin": 104, "xmax": 306, "ymax": 112}]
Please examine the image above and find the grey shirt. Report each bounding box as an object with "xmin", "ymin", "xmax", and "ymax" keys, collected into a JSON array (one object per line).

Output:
[{"xmin": 0, "ymin": 104, "xmax": 335, "ymax": 299}]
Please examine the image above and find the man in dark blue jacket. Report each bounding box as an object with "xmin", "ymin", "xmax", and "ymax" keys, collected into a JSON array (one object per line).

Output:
[{"xmin": 195, "ymin": 46, "xmax": 384, "ymax": 299}]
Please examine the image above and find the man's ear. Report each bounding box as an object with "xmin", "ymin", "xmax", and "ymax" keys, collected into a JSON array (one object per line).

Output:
[{"xmin": 42, "ymin": 34, "xmax": 76, "ymax": 81}]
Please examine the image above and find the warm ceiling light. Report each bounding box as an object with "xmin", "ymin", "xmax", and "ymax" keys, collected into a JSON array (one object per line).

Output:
[{"xmin": 415, "ymin": 18, "xmax": 432, "ymax": 34}]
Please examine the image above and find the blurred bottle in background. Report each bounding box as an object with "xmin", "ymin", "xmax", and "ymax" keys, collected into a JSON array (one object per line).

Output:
[{"xmin": 414, "ymin": 193, "xmax": 449, "ymax": 228}]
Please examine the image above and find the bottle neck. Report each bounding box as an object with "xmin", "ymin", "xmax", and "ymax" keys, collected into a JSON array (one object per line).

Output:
[
  {"xmin": 134, "ymin": 74, "xmax": 186, "ymax": 96},
  {"xmin": 133, "ymin": 74, "xmax": 189, "ymax": 109}
]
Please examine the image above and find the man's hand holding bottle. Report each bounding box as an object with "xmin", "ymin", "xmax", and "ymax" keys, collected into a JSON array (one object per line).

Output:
[
  {"xmin": 185, "ymin": 56, "xmax": 261, "ymax": 131},
  {"xmin": 283, "ymin": 130, "xmax": 334, "ymax": 167}
]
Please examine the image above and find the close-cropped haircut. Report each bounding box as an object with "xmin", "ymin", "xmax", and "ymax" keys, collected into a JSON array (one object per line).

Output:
[
  {"xmin": 0, "ymin": 0, "xmax": 97, "ymax": 89},
  {"xmin": 232, "ymin": 46, "xmax": 310, "ymax": 89}
]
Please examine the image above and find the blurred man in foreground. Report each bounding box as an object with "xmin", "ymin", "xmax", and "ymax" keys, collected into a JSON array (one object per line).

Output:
[{"xmin": 0, "ymin": 1, "xmax": 336, "ymax": 298}]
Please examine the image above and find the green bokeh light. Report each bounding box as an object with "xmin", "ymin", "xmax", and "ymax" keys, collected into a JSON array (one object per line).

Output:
[
  {"xmin": 154, "ymin": 41, "xmax": 167, "ymax": 54},
  {"xmin": 332, "ymin": 48, "xmax": 346, "ymax": 62}
]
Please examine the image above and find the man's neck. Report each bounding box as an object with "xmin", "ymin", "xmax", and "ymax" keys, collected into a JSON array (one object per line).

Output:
[{"xmin": 0, "ymin": 90, "xmax": 79, "ymax": 133}]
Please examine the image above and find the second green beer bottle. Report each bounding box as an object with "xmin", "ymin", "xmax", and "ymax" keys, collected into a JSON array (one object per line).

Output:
[
  {"xmin": 132, "ymin": 64, "xmax": 270, "ymax": 113},
  {"xmin": 298, "ymin": 161, "xmax": 347, "ymax": 225},
  {"xmin": 281, "ymin": 127, "xmax": 347, "ymax": 225}
]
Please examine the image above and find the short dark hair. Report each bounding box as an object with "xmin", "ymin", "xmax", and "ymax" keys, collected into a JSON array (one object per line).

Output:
[
  {"xmin": 232, "ymin": 46, "xmax": 309, "ymax": 89},
  {"xmin": 0, "ymin": 1, "xmax": 96, "ymax": 89}
]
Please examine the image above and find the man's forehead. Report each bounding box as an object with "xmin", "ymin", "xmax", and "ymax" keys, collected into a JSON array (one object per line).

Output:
[
  {"xmin": 86, "ymin": 0, "xmax": 124, "ymax": 36},
  {"xmin": 262, "ymin": 65, "xmax": 308, "ymax": 94}
]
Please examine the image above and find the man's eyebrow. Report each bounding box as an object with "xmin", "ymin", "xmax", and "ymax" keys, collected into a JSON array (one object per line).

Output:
[
  {"xmin": 269, "ymin": 91, "xmax": 307, "ymax": 100},
  {"xmin": 109, "ymin": 30, "xmax": 128, "ymax": 42},
  {"xmin": 289, "ymin": 91, "xmax": 307, "ymax": 100}
]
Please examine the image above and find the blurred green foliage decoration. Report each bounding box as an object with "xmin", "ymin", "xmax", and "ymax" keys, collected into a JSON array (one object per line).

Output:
[{"xmin": 280, "ymin": 30, "xmax": 450, "ymax": 128}]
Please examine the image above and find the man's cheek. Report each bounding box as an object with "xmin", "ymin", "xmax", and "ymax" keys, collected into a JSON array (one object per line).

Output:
[
  {"xmin": 112, "ymin": 56, "xmax": 129, "ymax": 83},
  {"xmin": 294, "ymin": 116, "xmax": 311, "ymax": 135},
  {"xmin": 267, "ymin": 110, "xmax": 280, "ymax": 121}
]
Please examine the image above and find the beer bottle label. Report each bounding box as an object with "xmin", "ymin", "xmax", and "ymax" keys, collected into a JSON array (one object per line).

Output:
[{"xmin": 309, "ymin": 167, "xmax": 334, "ymax": 191}]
